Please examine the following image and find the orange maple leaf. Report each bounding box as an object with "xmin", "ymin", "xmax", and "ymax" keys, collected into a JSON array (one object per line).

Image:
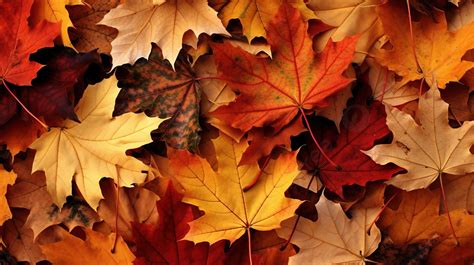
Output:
[{"xmin": 211, "ymin": 3, "xmax": 357, "ymax": 132}]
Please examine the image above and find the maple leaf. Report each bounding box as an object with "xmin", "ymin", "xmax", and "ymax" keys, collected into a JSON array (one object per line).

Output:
[
  {"xmin": 0, "ymin": 114, "xmax": 47, "ymax": 156},
  {"xmin": 8, "ymin": 151, "xmax": 100, "ymax": 239},
  {"xmin": 41, "ymin": 228, "xmax": 135, "ymax": 265},
  {"xmin": 213, "ymin": 0, "xmax": 315, "ymax": 41},
  {"xmin": 211, "ymin": 3, "xmax": 357, "ymax": 132},
  {"xmin": 99, "ymin": 0, "xmax": 229, "ymax": 68},
  {"xmin": 29, "ymin": 76, "xmax": 164, "ymax": 209},
  {"xmin": 277, "ymin": 195, "xmax": 381, "ymax": 264},
  {"xmin": 68, "ymin": 0, "xmax": 120, "ymax": 54},
  {"xmin": 441, "ymin": 173, "xmax": 474, "ymax": 213},
  {"xmin": 0, "ymin": 166, "xmax": 16, "ymax": 226},
  {"xmin": 0, "ymin": 0, "xmax": 59, "ymax": 86},
  {"xmin": 363, "ymin": 86, "xmax": 474, "ymax": 191},
  {"xmin": 114, "ymin": 46, "xmax": 201, "ymax": 150},
  {"xmin": 300, "ymin": 91, "xmax": 401, "ymax": 197},
  {"xmin": 308, "ymin": 0, "xmax": 384, "ymax": 63},
  {"xmin": 30, "ymin": 0, "xmax": 84, "ymax": 48},
  {"xmin": 168, "ymin": 133, "xmax": 301, "ymax": 244},
  {"xmin": 374, "ymin": 0, "xmax": 474, "ymax": 88}
]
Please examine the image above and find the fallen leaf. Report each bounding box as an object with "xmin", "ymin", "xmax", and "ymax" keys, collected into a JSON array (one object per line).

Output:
[
  {"xmin": 114, "ymin": 46, "xmax": 201, "ymax": 150},
  {"xmin": 41, "ymin": 228, "xmax": 135, "ymax": 265},
  {"xmin": 301, "ymin": 93, "xmax": 401, "ymax": 197},
  {"xmin": 30, "ymin": 0, "xmax": 84, "ymax": 47},
  {"xmin": 99, "ymin": 0, "xmax": 229, "ymax": 68},
  {"xmin": 374, "ymin": 0, "xmax": 474, "ymax": 88},
  {"xmin": 364, "ymin": 86, "xmax": 474, "ymax": 191},
  {"xmin": 439, "ymin": 173, "xmax": 474, "ymax": 214},
  {"xmin": 9, "ymin": 150, "xmax": 100, "ymax": 239},
  {"xmin": 277, "ymin": 195, "xmax": 381, "ymax": 265},
  {"xmin": 0, "ymin": 0, "xmax": 59, "ymax": 86},
  {"xmin": 29, "ymin": 76, "xmax": 164, "ymax": 209},
  {"xmin": 169, "ymin": 133, "xmax": 301, "ymax": 244},
  {"xmin": 211, "ymin": 3, "xmax": 356, "ymax": 132}
]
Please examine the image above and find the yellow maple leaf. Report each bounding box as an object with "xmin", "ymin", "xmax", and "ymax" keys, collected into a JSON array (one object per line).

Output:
[
  {"xmin": 168, "ymin": 133, "xmax": 301, "ymax": 244},
  {"xmin": 363, "ymin": 86, "xmax": 474, "ymax": 191},
  {"xmin": 29, "ymin": 76, "xmax": 164, "ymax": 209},
  {"xmin": 30, "ymin": 0, "xmax": 84, "ymax": 48},
  {"xmin": 99, "ymin": 0, "xmax": 229, "ymax": 68},
  {"xmin": 373, "ymin": 1, "xmax": 474, "ymax": 88},
  {"xmin": 277, "ymin": 195, "xmax": 381, "ymax": 265},
  {"xmin": 41, "ymin": 228, "xmax": 135, "ymax": 265}
]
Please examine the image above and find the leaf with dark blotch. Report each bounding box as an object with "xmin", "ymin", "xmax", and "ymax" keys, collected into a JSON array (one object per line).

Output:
[{"xmin": 115, "ymin": 46, "xmax": 201, "ymax": 150}]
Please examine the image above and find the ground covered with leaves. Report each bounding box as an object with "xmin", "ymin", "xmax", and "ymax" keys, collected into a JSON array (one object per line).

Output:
[{"xmin": 0, "ymin": 0, "xmax": 473, "ymax": 264}]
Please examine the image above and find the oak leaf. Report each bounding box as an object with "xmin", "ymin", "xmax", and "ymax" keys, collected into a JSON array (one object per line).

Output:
[
  {"xmin": 374, "ymin": 0, "xmax": 474, "ymax": 88},
  {"xmin": 277, "ymin": 195, "xmax": 381, "ymax": 265},
  {"xmin": 211, "ymin": 4, "xmax": 357, "ymax": 132},
  {"xmin": 169, "ymin": 133, "xmax": 301, "ymax": 244},
  {"xmin": 0, "ymin": 0, "xmax": 59, "ymax": 86},
  {"xmin": 363, "ymin": 86, "xmax": 474, "ymax": 191},
  {"xmin": 99, "ymin": 0, "xmax": 229, "ymax": 68},
  {"xmin": 41, "ymin": 228, "xmax": 135, "ymax": 265},
  {"xmin": 30, "ymin": 0, "xmax": 84, "ymax": 47},
  {"xmin": 29, "ymin": 76, "xmax": 164, "ymax": 209}
]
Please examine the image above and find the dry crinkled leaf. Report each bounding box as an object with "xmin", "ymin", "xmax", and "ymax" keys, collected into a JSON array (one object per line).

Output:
[
  {"xmin": 364, "ymin": 86, "xmax": 474, "ymax": 191},
  {"xmin": 41, "ymin": 228, "xmax": 135, "ymax": 265},
  {"xmin": 277, "ymin": 195, "xmax": 381, "ymax": 265},
  {"xmin": 169, "ymin": 133, "xmax": 301, "ymax": 244},
  {"xmin": 0, "ymin": 166, "xmax": 16, "ymax": 226},
  {"xmin": 374, "ymin": 0, "xmax": 474, "ymax": 88},
  {"xmin": 30, "ymin": 0, "xmax": 84, "ymax": 47},
  {"xmin": 99, "ymin": 0, "xmax": 229, "ymax": 68},
  {"xmin": 308, "ymin": 0, "xmax": 384, "ymax": 64},
  {"xmin": 29, "ymin": 76, "xmax": 164, "ymax": 209}
]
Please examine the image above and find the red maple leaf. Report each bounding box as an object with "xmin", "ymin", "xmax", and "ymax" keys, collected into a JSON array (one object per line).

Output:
[
  {"xmin": 300, "ymin": 88, "xmax": 402, "ymax": 197},
  {"xmin": 0, "ymin": 0, "xmax": 59, "ymax": 86}
]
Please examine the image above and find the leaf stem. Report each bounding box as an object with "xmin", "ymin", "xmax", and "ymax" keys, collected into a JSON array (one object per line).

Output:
[
  {"xmin": 299, "ymin": 108, "xmax": 340, "ymax": 169},
  {"xmin": 439, "ymin": 173, "xmax": 460, "ymax": 246},
  {"xmin": 247, "ymin": 227, "xmax": 253, "ymax": 265},
  {"xmin": 367, "ymin": 190, "xmax": 400, "ymax": 234},
  {"xmin": 112, "ymin": 166, "xmax": 121, "ymax": 253},
  {"xmin": 2, "ymin": 80, "xmax": 49, "ymax": 129}
]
